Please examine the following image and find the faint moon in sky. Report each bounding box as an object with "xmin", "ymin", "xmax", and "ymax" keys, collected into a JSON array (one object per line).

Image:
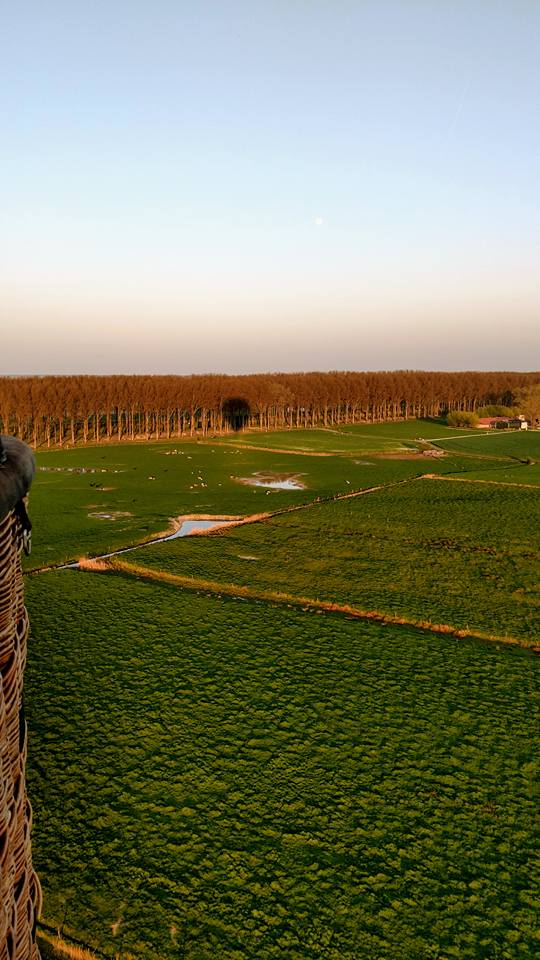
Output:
[{"xmin": 313, "ymin": 216, "xmax": 324, "ymax": 226}]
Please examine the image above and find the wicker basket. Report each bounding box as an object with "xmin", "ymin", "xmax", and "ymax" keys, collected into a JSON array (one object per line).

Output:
[{"xmin": 0, "ymin": 437, "xmax": 41, "ymax": 960}]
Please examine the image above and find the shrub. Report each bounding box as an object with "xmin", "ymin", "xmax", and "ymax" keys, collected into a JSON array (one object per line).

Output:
[
  {"xmin": 477, "ymin": 405, "xmax": 517, "ymax": 417},
  {"xmin": 446, "ymin": 411, "xmax": 479, "ymax": 428}
]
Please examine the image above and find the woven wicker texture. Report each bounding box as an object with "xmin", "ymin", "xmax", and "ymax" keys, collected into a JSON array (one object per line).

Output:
[{"xmin": 0, "ymin": 507, "xmax": 41, "ymax": 960}]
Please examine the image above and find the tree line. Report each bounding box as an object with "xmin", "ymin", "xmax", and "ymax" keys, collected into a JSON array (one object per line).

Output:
[{"xmin": 0, "ymin": 370, "xmax": 538, "ymax": 448}]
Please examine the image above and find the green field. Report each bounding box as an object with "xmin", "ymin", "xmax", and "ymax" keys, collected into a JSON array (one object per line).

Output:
[
  {"xmin": 445, "ymin": 462, "xmax": 540, "ymax": 486},
  {"xmin": 21, "ymin": 424, "xmax": 539, "ymax": 959},
  {"xmin": 218, "ymin": 420, "xmax": 482, "ymax": 454},
  {"xmin": 433, "ymin": 430, "xmax": 540, "ymax": 461},
  {"xmin": 26, "ymin": 572, "xmax": 538, "ymax": 960},
  {"xmin": 27, "ymin": 440, "xmax": 389, "ymax": 569},
  {"xmin": 26, "ymin": 417, "xmax": 532, "ymax": 572},
  {"xmin": 26, "ymin": 432, "xmax": 500, "ymax": 571},
  {"xmin": 134, "ymin": 478, "xmax": 540, "ymax": 644}
]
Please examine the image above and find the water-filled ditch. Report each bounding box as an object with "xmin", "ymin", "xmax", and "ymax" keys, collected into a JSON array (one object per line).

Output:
[
  {"xmin": 169, "ymin": 519, "xmax": 235, "ymax": 538},
  {"xmin": 62, "ymin": 517, "xmax": 236, "ymax": 568}
]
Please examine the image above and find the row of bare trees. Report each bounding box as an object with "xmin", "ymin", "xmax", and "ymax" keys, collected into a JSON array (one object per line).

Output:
[{"xmin": 0, "ymin": 370, "xmax": 537, "ymax": 448}]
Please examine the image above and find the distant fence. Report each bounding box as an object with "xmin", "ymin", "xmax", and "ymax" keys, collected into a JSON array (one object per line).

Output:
[{"xmin": 0, "ymin": 436, "xmax": 41, "ymax": 960}]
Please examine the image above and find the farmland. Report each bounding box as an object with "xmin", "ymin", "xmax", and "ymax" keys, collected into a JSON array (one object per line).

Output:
[
  {"xmin": 134, "ymin": 478, "xmax": 540, "ymax": 645},
  {"xmin": 21, "ymin": 421, "xmax": 539, "ymax": 959},
  {"xmin": 433, "ymin": 430, "xmax": 540, "ymax": 461},
  {"xmin": 23, "ymin": 419, "xmax": 531, "ymax": 571},
  {"xmin": 25, "ymin": 437, "xmax": 429, "ymax": 570},
  {"xmin": 448, "ymin": 462, "xmax": 540, "ymax": 486},
  {"xmin": 217, "ymin": 421, "xmax": 483, "ymax": 454},
  {"xmin": 26, "ymin": 573, "xmax": 538, "ymax": 960}
]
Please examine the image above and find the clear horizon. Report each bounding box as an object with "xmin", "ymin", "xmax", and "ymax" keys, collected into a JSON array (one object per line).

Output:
[
  {"xmin": 2, "ymin": 1, "xmax": 539, "ymax": 375},
  {"xmin": 4, "ymin": 364, "xmax": 540, "ymax": 378}
]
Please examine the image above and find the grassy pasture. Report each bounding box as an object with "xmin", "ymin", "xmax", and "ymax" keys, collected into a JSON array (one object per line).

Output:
[
  {"xmin": 21, "ymin": 427, "xmax": 540, "ymax": 958},
  {"xmin": 26, "ymin": 441, "xmax": 375, "ymax": 569},
  {"xmin": 26, "ymin": 441, "xmax": 486, "ymax": 570},
  {"xmin": 134, "ymin": 478, "xmax": 540, "ymax": 645},
  {"xmin": 433, "ymin": 430, "xmax": 540, "ymax": 461},
  {"xmin": 218, "ymin": 419, "xmax": 479, "ymax": 453},
  {"xmin": 218, "ymin": 426, "xmax": 412, "ymax": 453},
  {"xmin": 25, "ymin": 570, "xmax": 538, "ymax": 960},
  {"xmin": 447, "ymin": 462, "xmax": 540, "ymax": 486}
]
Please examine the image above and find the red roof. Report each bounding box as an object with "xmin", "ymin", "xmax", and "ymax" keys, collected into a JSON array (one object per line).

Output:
[{"xmin": 477, "ymin": 417, "xmax": 513, "ymax": 425}]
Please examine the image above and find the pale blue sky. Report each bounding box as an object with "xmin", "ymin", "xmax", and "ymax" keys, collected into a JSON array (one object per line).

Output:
[{"xmin": 1, "ymin": 1, "xmax": 539, "ymax": 374}]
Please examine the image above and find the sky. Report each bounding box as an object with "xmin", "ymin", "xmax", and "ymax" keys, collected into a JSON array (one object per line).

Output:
[{"xmin": 1, "ymin": 0, "xmax": 539, "ymax": 375}]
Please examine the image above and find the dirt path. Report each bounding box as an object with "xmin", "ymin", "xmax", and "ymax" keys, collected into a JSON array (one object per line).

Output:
[{"xmin": 428, "ymin": 429, "xmax": 523, "ymax": 442}]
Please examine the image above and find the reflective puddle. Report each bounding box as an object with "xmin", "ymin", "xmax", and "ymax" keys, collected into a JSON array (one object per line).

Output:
[
  {"xmin": 248, "ymin": 479, "xmax": 303, "ymax": 490},
  {"xmin": 169, "ymin": 519, "xmax": 235, "ymax": 538},
  {"xmin": 237, "ymin": 473, "xmax": 305, "ymax": 490}
]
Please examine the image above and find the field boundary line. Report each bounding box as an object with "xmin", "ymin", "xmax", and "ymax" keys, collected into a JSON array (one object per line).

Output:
[
  {"xmin": 37, "ymin": 924, "xmax": 113, "ymax": 959},
  {"xmin": 429, "ymin": 429, "xmax": 523, "ymax": 441},
  {"xmin": 258, "ymin": 474, "xmax": 423, "ymax": 521},
  {"xmin": 198, "ymin": 439, "xmax": 425, "ymax": 457},
  {"xmin": 422, "ymin": 474, "xmax": 540, "ymax": 490},
  {"xmin": 199, "ymin": 440, "xmax": 336, "ymax": 456},
  {"xmin": 93, "ymin": 557, "xmax": 527, "ymax": 649}
]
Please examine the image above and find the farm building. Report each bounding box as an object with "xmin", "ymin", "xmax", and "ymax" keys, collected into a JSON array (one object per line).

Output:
[{"xmin": 476, "ymin": 416, "xmax": 528, "ymax": 430}]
